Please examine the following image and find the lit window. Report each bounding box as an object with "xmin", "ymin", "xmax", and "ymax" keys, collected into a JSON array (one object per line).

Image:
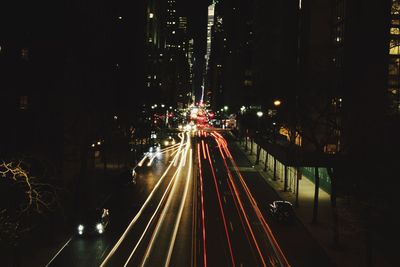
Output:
[
  {"xmin": 389, "ymin": 39, "xmax": 400, "ymax": 55},
  {"xmin": 391, "ymin": 27, "xmax": 400, "ymax": 35},
  {"xmin": 391, "ymin": 2, "xmax": 400, "ymax": 15},
  {"xmin": 148, "ymin": 38, "xmax": 153, "ymax": 43}
]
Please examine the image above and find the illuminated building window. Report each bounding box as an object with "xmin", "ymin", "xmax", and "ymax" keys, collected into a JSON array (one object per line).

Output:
[
  {"xmin": 148, "ymin": 38, "xmax": 153, "ymax": 43},
  {"xmin": 390, "ymin": 27, "xmax": 400, "ymax": 35},
  {"xmin": 391, "ymin": 1, "xmax": 400, "ymax": 15},
  {"xmin": 20, "ymin": 95, "xmax": 28, "ymax": 110},
  {"xmin": 389, "ymin": 39, "xmax": 400, "ymax": 55}
]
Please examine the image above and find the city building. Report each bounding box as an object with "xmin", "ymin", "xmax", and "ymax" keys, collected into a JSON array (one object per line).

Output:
[{"xmin": 145, "ymin": 0, "xmax": 192, "ymax": 107}]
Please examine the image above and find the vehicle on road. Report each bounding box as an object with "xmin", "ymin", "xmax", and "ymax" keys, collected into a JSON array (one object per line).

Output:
[
  {"xmin": 163, "ymin": 136, "xmax": 176, "ymax": 146},
  {"xmin": 268, "ymin": 200, "xmax": 295, "ymax": 224},
  {"xmin": 76, "ymin": 208, "xmax": 110, "ymax": 236},
  {"xmin": 148, "ymin": 142, "xmax": 161, "ymax": 152}
]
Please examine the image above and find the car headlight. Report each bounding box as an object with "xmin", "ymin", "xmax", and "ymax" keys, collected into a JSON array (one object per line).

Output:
[
  {"xmin": 77, "ymin": 224, "xmax": 84, "ymax": 235},
  {"xmin": 96, "ymin": 223, "xmax": 104, "ymax": 234}
]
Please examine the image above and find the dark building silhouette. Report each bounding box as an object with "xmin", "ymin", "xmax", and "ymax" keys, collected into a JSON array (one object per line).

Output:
[{"xmin": 145, "ymin": 0, "xmax": 192, "ymax": 107}]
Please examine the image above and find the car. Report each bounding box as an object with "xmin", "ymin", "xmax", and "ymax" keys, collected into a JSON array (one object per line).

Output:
[
  {"xmin": 163, "ymin": 136, "xmax": 176, "ymax": 146},
  {"xmin": 268, "ymin": 200, "xmax": 295, "ymax": 223},
  {"xmin": 76, "ymin": 208, "xmax": 110, "ymax": 236},
  {"xmin": 148, "ymin": 142, "xmax": 161, "ymax": 153}
]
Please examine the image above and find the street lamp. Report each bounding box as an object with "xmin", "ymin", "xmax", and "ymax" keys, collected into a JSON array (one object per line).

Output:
[
  {"xmin": 224, "ymin": 105, "xmax": 228, "ymax": 111},
  {"xmin": 256, "ymin": 111, "xmax": 263, "ymax": 135},
  {"xmin": 273, "ymin": 100, "xmax": 281, "ymax": 107}
]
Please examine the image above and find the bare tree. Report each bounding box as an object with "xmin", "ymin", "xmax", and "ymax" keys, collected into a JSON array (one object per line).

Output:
[{"xmin": 0, "ymin": 160, "xmax": 58, "ymax": 266}]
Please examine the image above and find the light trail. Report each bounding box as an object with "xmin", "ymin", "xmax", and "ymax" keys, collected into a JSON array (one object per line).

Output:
[
  {"xmin": 140, "ymin": 146, "xmax": 188, "ymax": 266},
  {"xmin": 147, "ymin": 145, "xmax": 181, "ymax": 166},
  {"xmin": 205, "ymin": 144, "xmax": 236, "ymax": 267},
  {"xmin": 165, "ymin": 147, "xmax": 193, "ymax": 267},
  {"xmin": 123, "ymin": 154, "xmax": 184, "ymax": 267},
  {"xmin": 45, "ymin": 237, "xmax": 72, "ymax": 267},
  {"xmin": 213, "ymin": 132, "xmax": 290, "ymax": 267},
  {"xmin": 197, "ymin": 143, "xmax": 207, "ymax": 267},
  {"xmin": 100, "ymin": 139, "xmax": 184, "ymax": 267},
  {"xmin": 173, "ymin": 134, "xmax": 185, "ymax": 167},
  {"xmin": 201, "ymin": 140, "xmax": 207, "ymax": 160},
  {"xmin": 138, "ymin": 153, "xmax": 149, "ymax": 167},
  {"xmin": 214, "ymin": 136, "xmax": 267, "ymax": 267}
]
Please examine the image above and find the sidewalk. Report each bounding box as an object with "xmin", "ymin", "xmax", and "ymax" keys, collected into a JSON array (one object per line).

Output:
[{"xmin": 235, "ymin": 141, "xmax": 393, "ymax": 267}]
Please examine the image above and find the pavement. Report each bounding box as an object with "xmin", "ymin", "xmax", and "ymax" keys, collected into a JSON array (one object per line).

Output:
[{"xmin": 234, "ymin": 139, "xmax": 394, "ymax": 267}]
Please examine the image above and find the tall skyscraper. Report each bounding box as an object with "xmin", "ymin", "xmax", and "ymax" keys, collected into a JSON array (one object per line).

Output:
[
  {"xmin": 202, "ymin": 2, "xmax": 216, "ymax": 104},
  {"xmin": 145, "ymin": 0, "xmax": 192, "ymax": 107}
]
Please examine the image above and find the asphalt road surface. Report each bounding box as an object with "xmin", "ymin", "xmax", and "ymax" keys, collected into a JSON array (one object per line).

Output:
[{"xmin": 46, "ymin": 129, "xmax": 333, "ymax": 267}]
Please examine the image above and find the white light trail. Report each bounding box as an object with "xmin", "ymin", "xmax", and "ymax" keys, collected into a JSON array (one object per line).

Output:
[
  {"xmin": 140, "ymin": 148, "xmax": 187, "ymax": 266},
  {"xmin": 123, "ymin": 158, "xmax": 183, "ymax": 267},
  {"xmin": 45, "ymin": 237, "xmax": 72, "ymax": 267},
  {"xmin": 165, "ymin": 147, "xmax": 193, "ymax": 267},
  {"xmin": 100, "ymin": 142, "xmax": 184, "ymax": 267}
]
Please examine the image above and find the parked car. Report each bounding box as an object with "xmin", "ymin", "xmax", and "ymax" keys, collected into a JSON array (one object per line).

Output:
[
  {"xmin": 268, "ymin": 200, "xmax": 295, "ymax": 223},
  {"xmin": 76, "ymin": 208, "xmax": 110, "ymax": 236}
]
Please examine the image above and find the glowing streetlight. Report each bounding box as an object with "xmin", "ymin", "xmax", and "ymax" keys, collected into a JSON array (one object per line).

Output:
[
  {"xmin": 224, "ymin": 105, "xmax": 228, "ymax": 111},
  {"xmin": 273, "ymin": 100, "xmax": 281, "ymax": 106},
  {"xmin": 257, "ymin": 111, "xmax": 263, "ymax": 117}
]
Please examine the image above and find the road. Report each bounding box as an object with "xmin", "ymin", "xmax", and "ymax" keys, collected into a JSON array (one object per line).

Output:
[
  {"xmin": 196, "ymin": 130, "xmax": 333, "ymax": 267},
  {"xmin": 46, "ymin": 129, "xmax": 332, "ymax": 267},
  {"xmin": 47, "ymin": 132, "xmax": 194, "ymax": 267}
]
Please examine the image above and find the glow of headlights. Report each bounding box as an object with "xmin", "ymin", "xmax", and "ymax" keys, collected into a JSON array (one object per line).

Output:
[{"xmin": 96, "ymin": 223, "xmax": 104, "ymax": 230}]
